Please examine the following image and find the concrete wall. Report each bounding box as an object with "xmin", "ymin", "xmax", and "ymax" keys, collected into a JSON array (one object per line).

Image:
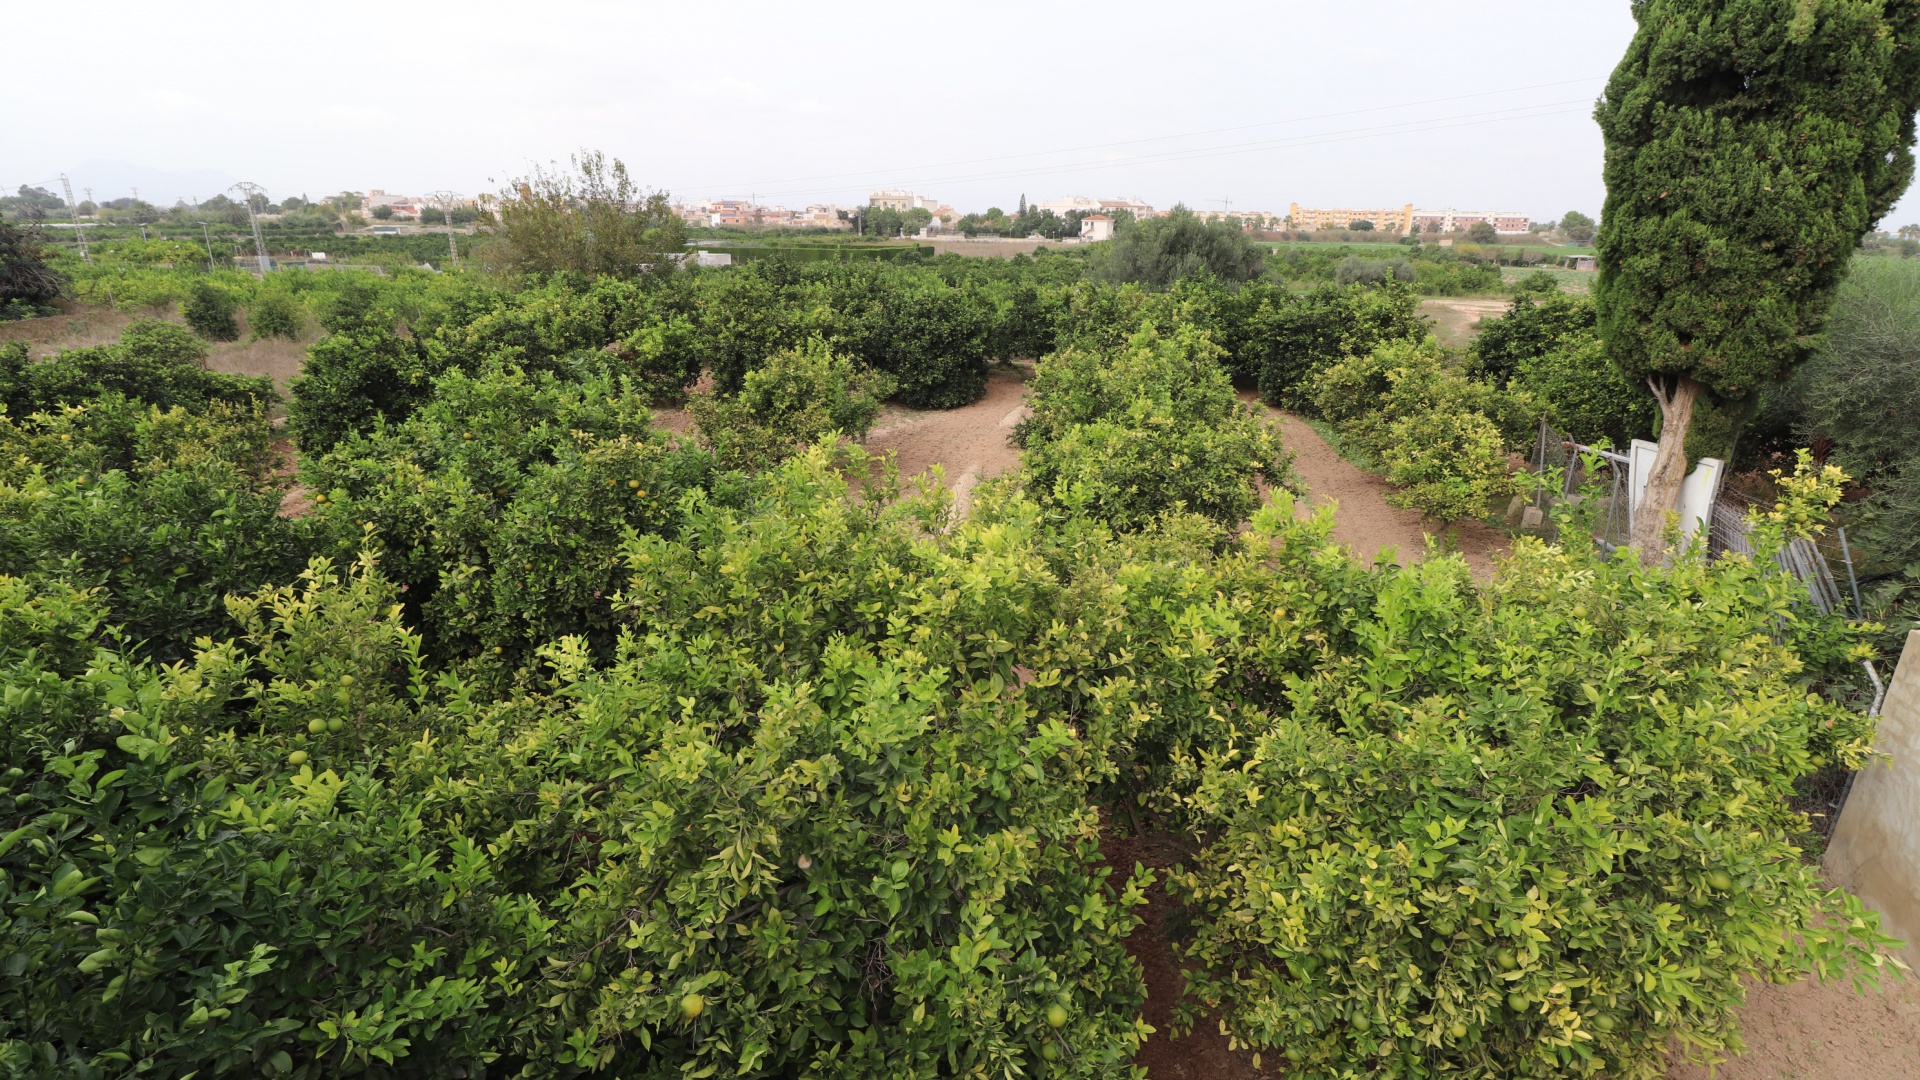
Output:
[{"xmin": 1826, "ymin": 630, "xmax": 1920, "ymax": 944}]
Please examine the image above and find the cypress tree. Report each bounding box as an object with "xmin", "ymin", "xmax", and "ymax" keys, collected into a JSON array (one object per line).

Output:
[{"xmin": 1593, "ymin": 0, "xmax": 1920, "ymax": 555}]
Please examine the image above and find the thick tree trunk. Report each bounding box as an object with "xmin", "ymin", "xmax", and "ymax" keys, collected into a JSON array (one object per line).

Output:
[{"xmin": 1628, "ymin": 374, "xmax": 1705, "ymax": 559}]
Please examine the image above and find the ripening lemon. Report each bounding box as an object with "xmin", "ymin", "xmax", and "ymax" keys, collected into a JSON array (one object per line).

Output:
[
  {"xmin": 326, "ymin": 718, "xmax": 346, "ymax": 734},
  {"xmin": 287, "ymin": 750, "xmax": 308, "ymax": 766},
  {"xmin": 680, "ymin": 993, "xmax": 705, "ymax": 1021},
  {"xmin": 308, "ymin": 719, "xmax": 327, "ymax": 735},
  {"xmin": 1707, "ymin": 870, "xmax": 1734, "ymax": 891},
  {"xmin": 1508, "ymin": 992, "xmax": 1530, "ymax": 1013},
  {"xmin": 1046, "ymin": 1005, "xmax": 1068, "ymax": 1029},
  {"xmin": 1040, "ymin": 1041, "xmax": 1060, "ymax": 1061},
  {"xmin": 1448, "ymin": 1021, "xmax": 1468, "ymax": 1040}
]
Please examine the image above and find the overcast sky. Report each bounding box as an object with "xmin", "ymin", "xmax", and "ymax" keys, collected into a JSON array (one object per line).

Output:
[{"xmin": 8, "ymin": 0, "xmax": 1919, "ymax": 225}]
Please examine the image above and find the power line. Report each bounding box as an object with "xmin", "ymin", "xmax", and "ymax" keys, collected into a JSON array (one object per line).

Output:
[
  {"xmin": 744, "ymin": 99, "xmax": 1591, "ymax": 203},
  {"xmin": 229, "ymin": 182, "xmax": 271, "ymax": 276},
  {"xmin": 688, "ymin": 75, "xmax": 1606, "ymax": 195},
  {"xmin": 58, "ymin": 175, "xmax": 88, "ymax": 263},
  {"xmin": 424, "ymin": 190, "xmax": 462, "ymax": 268}
]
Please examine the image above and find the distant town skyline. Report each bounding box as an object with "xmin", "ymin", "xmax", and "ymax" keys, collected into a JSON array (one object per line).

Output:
[{"xmin": 12, "ymin": 0, "xmax": 1920, "ymax": 229}]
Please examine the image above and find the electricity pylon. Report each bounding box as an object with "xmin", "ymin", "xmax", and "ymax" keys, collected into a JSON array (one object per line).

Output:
[
  {"xmin": 229, "ymin": 182, "xmax": 271, "ymax": 276},
  {"xmin": 58, "ymin": 175, "xmax": 89, "ymax": 263},
  {"xmin": 424, "ymin": 190, "xmax": 462, "ymax": 268}
]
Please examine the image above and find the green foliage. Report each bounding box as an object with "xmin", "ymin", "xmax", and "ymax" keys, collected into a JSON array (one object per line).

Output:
[
  {"xmin": 1466, "ymin": 221, "xmax": 1499, "ymax": 244},
  {"xmin": 182, "ymin": 281, "xmax": 240, "ymax": 341},
  {"xmin": 1163, "ymin": 512, "xmax": 1892, "ymax": 1079},
  {"xmin": 1594, "ymin": 0, "xmax": 1920, "ymax": 397},
  {"xmin": 1020, "ymin": 323, "xmax": 1292, "ymax": 532},
  {"xmin": 1312, "ymin": 337, "xmax": 1540, "ymax": 462},
  {"xmin": 1252, "ymin": 283, "xmax": 1426, "ymax": 409},
  {"xmin": 1560, "ymin": 210, "xmax": 1596, "ymax": 244},
  {"xmin": 288, "ymin": 316, "xmax": 438, "ymax": 455},
  {"xmin": 687, "ymin": 339, "xmax": 892, "ymax": 470},
  {"xmin": 0, "ymin": 453, "xmax": 1158, "ymax": 1079},
  {"xmin": 302, "ymin": 366, "xmax": 733, "ymax": 664},
  {"xmin": 1472, "ymin": 291, "xmax": 1599, "ymax": 386},
  {"xmin": 0, "ymin": 320, "xmax": 274, "ymax": 420},
  {"xmin": 248, "ymin": 290, "xmax": 304, "ymax": 340},
  {"xmin": 0, "ymin": 219, "xmax": 67, "ymax": 319},
  {"xmin": 1381, "ymin": 408, "xmax": 1517, "ymax": 522},
  {"xmin": 0, "ymin": 396, "xmax": 324, "ymax": 663},
  {"xmin": 1514, "ymin": 337, "xmax": 1657, "ymax": 448},
  {"xmin": 479, "ymin": 150, "xmax": 686, "ymax": 282},
  {"xmin": 1793, "ymin": 255, "xmax": 1920, "ymax": 478},
  {"xmin": 1091, "ymin": 206, "xmax": 1267, "ymax": 289}
]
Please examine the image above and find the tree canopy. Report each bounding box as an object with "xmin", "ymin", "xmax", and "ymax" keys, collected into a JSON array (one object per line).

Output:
[
  {"xmin": 1593, "ymin": 0, "xmax": 1920, "ymax": 552},
  {"xmin": 1089, "ymin": 206, "xmax": 1266, "ymax": 289},
  {"xmin": 479, "ymin": 150, "xmax": 686, "ymax": 281},
  {"xmin": 0, "ymin": 220, "xmax": 67, "ymax": 319}
]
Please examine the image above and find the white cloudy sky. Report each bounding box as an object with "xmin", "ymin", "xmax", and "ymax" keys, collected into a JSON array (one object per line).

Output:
[{"xmin": 7, "ymin": 0, "xmax": 1918, "ymax": 225}]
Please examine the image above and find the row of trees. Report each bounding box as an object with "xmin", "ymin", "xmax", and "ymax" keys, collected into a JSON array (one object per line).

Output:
[{"xmin": 0, "ymin": 250, "xmax": 1893, "ymax": 1075}]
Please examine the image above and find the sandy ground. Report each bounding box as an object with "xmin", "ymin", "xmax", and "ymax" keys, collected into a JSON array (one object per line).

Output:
[
  {"xmin": 1254, "ymin": 404, "xmax": 1507, "ymax": 580},
  {"xmin": 2, "ymin": 305, "xmax": 313, "ymax": 394},
  {"xmin": 1419, "ymin": 296, "xmax": 1512, "ymax": 349},
  {"xmin": 860, "ymin": 368, "xmax": 1030, "ymax": 515},
  {"xmin": 1665, "ymin": 974, "xmax": 1920, "ymax": 1080},
  {"xmin": 1103, "ymin": 825, "xmax": 1275, "ymax": 1080}
]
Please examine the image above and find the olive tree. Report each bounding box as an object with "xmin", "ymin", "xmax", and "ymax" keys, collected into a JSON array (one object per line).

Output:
[
  {"xmin": 1594, "ymin": 0, "xmax": 1920, "ymax": 556},
  {"xmin": 479, "ymin": 150, "xmax": 685, "ymax": 281}
]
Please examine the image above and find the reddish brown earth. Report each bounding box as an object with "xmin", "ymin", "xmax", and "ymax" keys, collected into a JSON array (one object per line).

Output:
[{"xmin": 1103, "ymin": 826, "xmax": 1275, "ymax": 1080}]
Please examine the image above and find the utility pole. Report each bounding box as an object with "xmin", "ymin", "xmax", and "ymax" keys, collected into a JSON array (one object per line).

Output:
[
  {"xmin": 58, "ymin": 174, "xmax": 89, "ymax": 263},
  {"xmin": 201, "ymin": 222, "xmax": 217, "ymax": 270},
  {"xmin": 229, "ymin": 182, "xmax": 271, "ymax": 276},
  {"xmin": 424, "ymin": 189, "xmax": 462, "ymax": 268}
]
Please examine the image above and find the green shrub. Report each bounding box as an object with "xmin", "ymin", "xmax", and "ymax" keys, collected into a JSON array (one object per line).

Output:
[
  {"xmin": 303, "ymin": 365, "xmax": 733, "ymax": 663},
  {"xmin": 1252, "ymin": 283, "xmax": 1425, "ymax": 410},
  {"xmin": 1312, "ymin": 337, "xmax": 1539, "ymax": 462},
  {"xmin": 247, "ymin": 289, "xmax": 304, "ymax": 340},
  {"xmin": 837, "ymin": 274, "xmax": 992, "ymax": 409},
  {"xmin": 0, "ymin": 451, "xmax": 1156, "ymax": 1079},
  {"xmin": 1514, "ymin": 336, "xmax": 1656, "ymax": 448},
  {"xmin": 1162, "ymin": 496, "xmax": 1892, "ymax": 1079},
  {"xmin": 0, "ymin": 320, "xmax": 274, "ymax": 419},
  {"xmin": 1472, "ymin": 292, "xmax": 1597, "ymax": 387},
  {"xmin": 181, "ymin": 280, "xmax": 240, "ymax": 341},
  {"xmin": 1021, "ymin": 323, "xmax": 1292, "ymax": 532},
  {"xmin": 687, "ymin": 338, "xmax": 892, "ymax": 470},
  {"xmin": 1381, "ymin": 407, "xmax": 1517, "ymax": 523},
  {"xmin": 288, "ymin": 318, "xmax": 439, "ymax": 454},
  {"xmin": 0, "ymin": 399, "xmax": 326, "ymax": 663}
]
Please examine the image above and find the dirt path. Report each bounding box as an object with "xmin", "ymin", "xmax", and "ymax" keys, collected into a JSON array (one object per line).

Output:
[
  {"xmin": 1666, "ymin": 974, "xmax": 1920, "ymax": 1080},
  {"xmin": 1419, "ymin": 297, "xmax": 1511, "ymax": 349},
  {"xmin": 861, "ymin": 368, "xmax": 1028, "ymax": 515},
  {"xmin": 1256, "ymin": 405, "xmax": 1507, "ymax": 579}
]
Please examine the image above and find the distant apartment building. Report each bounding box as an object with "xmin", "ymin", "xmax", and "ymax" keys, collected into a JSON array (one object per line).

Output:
[
  {"xmin": 676, "ymin": 199, "xmax": 852, "ymax": 229},
  {"xmin": 1035, "ymin": 195, "xmax": 1158, "ymax": 219},
  {"xmin": 1288, "ymin": 203, "xmax": 1417, "ymax": 233},
  {"xmin": 1287, "ymin": 203, "xmax": 1531, "ymax": 235},
  {"xmin": 1411, "ymin": 208, "xmax": 1531, "ymax": 235},
  {"xmin": 869, "ymin": 189, "xmax": 947, "ymax": 212}
]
